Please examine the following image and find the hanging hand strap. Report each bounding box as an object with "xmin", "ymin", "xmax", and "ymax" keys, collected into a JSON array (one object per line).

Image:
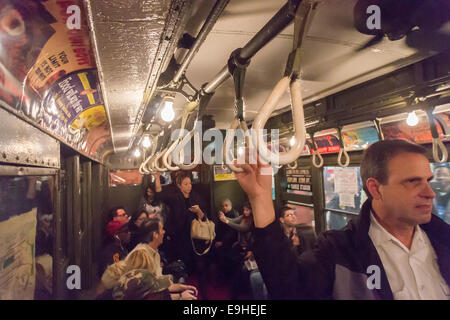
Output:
[
  {"xmin": 310, "ymin": 132, "xmax": 323, "ymax": 168},
  {"xmin": 336, "ymin": 126, "xmax": 350, "ymax": 167},
  {"xmin": 426, "ymin": 108, "xmax": 448, "ymax": 163}
]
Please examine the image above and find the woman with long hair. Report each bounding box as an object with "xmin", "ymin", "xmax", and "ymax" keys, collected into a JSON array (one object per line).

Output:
[{"xmin": 127, "ymin": 208, "xmax": 149, "ymax": 251}]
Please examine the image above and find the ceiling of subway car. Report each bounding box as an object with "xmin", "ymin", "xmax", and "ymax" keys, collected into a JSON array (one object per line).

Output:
[{"xmin": 88, "ymin": 0, "xmax": 449, "ymax": 153}]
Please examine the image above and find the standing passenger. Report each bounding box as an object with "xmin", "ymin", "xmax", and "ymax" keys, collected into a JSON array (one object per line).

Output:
[
  {"xmin": 214, "ymin": 199, "xmax": 239, "ymax": 283},
  {"xmin": 153, "ymin": 171, "xmax": 211, "ymax": 299},
  {"xmin": 139, "ymin": 184, "xmax": 165, "ymax": 223},
  {"xmin": 234, "ymin": 139, "xmax": 450, "ymax": 299}
]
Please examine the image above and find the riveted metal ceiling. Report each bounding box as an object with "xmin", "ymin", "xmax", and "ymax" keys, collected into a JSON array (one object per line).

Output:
[{"xmin": 84, "ymin": 0, "xmax": 191, "ymax": 152}]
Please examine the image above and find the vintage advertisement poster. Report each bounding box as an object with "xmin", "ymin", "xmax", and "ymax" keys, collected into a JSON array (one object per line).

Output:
[
  {"xmin": 41, "ymin": 68, "xmax": 109, "ymax": 154},
  {"xmin": 213, "ymin": 165, "xmax": 237, "ymax": 181},
  {"xmin": 0, "ymin": 0, "xmax": 110, "ymax": 162},
  {"xmin": 0, "ymin": 208, "xmax": 37, "ymax": 300},
  {"xmin": 381, "ymin": 115, "xmax": 446, "ymax": 144},
  {"xmin": 342, "ymin": 126, "xmax": 379, "ymax": 151}
]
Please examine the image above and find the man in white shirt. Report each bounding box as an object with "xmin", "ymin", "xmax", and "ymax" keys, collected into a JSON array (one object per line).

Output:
[{"xmin": 234, "ymin": 139, "xmax": 450, "ymax": 299}]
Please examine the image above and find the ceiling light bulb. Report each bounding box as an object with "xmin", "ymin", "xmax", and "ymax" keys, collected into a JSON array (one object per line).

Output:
[
  {"xmin": 237, "ymin": 147, "xmax": 245, "ymax": 156},
  {"xmin": 134, "ymin": 149, "xmax": 141, "ymax": 158},
  {"xmin": 290, "ymin": 136, "xmax": 296, "ymax": 147},
  {"xmin": 142, "ymin": 135, "xmax": 151, "ymax": 148},
  {"xmin": 406, "ymin": 111, "xmax": 419, "ymax": 126},
  {"xmin": 161, "ymin": 97, "xmax": 175, "ymax": 122}
]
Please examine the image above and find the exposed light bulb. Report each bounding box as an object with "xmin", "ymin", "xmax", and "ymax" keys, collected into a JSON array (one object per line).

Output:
[
  {"xmin": 161, "ymin": 97, "xmax": 175, "ymax": 122},
  {"xmin": 134, "ymin": 149, "xmax": 141, "ymax": 158},
  {"xmin": 406, "ymin": 111, "xmax": 419, "ymax": 126},
  {"xmin": 290, "ymin": 136, "xmax": 296, "ymax": 147},
  {"xmin": 142, "ymin": 135, "xmax": 151, "ymax": 148},
  {"xmin": 237, "ymin": 147, "xmax": 245, "ymax": 156}
]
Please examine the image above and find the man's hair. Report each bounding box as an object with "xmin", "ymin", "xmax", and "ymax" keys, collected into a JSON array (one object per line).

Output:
[
  {"xmin": 360, "ymin": 139, "xmax": 427, "ymax": 200},
  {"xmin": 222, "ymin": 198, "xmax": 232, "ymax": 205},
  {"xmin": 278, "ymin": 206, "xmax": 294, "ymax": 220},
  {"xmin": 110, "ymin": 206, "xmax": 125, "ymax": 219},
  {"xmin": 139, "ymin": 218, "xmax": 161, "ymax": 243}
]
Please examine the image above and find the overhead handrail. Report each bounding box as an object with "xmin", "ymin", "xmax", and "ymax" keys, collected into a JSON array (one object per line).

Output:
[
  {"xmin": 139, "ymin": 134, "xmax": 159, "ymax": 174},
  {"xmin": 252, "ymin": 1, "xmax": 317, "ymax": 166},
  {"xmin": 280, "ymin": 144, "xmax": 298, "ymax": 169},
  {"xmin": 425, "ymin": 108, "xmax": 448, "ymax": 163},
  {"xmin": 162, "ymin": 100, "xmax": 199, "ymax": 170},
  {"xmin": 223, "ymin": 48, "xmax": 251, "ymax": 172},
  {"xmin": 173, "ymin": 122, "xmax": 202, "ymax": 170},
  {"xmin": 223, "ymin": 119, "xmax": 251, "ymax": 172},
  {"xmin": 154, "ymin": 147, "xmax": 169, "ymax": 172},
  {"xmin": 310, "ymin": 131, "xmax": 324, "ymax": 168},
  {"xmin": 336, "ymin": 126, "xmax": 350, "ymax": 167}
]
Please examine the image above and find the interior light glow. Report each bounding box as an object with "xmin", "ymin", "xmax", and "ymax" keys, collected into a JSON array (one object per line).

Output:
[
  {"xmin": 290, "ymin": 136, "xmax": 296, "ymax": 147},
  {"xmin": 142, "ymin": 135, "xmax": 151, "ymax": 148},
  {"xmin": 134, "ymin": 149, "xmax": 141, "ymax": 157},
  {"xmin": 161, "ymin": 97, "xmax": 175, "ymax": 122},
  {"xmin": 406, "ymin": 111, "xmax": 419, "ymax": 126}
]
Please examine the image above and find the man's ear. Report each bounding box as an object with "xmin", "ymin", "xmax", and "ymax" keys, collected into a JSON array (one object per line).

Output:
[{"xmin": 366, "ymin": 178, "xmax": 382, "ymax": 200}]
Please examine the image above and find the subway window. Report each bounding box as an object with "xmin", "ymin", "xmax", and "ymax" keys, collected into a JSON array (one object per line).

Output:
[{"xmin": 430, "ymin": 163, "xmax": 450, "ymax": 224}]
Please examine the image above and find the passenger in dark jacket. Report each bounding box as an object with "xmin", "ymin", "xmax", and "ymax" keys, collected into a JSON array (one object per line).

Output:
[
  {"xmin": 234, "ymin": 139, "xmax": 450, "ymax": 299},
  {"xmin": 153, "ymin": 170, "xmax": 212, "ymax": 299}
]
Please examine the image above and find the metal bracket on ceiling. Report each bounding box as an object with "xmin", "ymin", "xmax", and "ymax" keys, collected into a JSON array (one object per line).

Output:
[{"xmin": 157, "ymin": 74, "xmax": 199, "ymax": 102}]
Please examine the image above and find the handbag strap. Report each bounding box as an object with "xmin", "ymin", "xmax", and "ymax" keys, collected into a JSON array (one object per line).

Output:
[{"xmin": 191, "ymin": 219, "xmax": 214, "ymax": 256}]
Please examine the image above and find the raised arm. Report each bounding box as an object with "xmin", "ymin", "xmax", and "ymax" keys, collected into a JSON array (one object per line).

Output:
[{"xmin": 234, "ymin": 154, "xmax": 334, "ymax": 299}]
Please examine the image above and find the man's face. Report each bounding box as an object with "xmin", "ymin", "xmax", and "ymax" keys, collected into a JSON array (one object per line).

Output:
[
  {"xmin": 114, "ymin": 209, "xmax": 128, "ymax": 223},
  {"xmin": 378, "ymin": 153, "xmax": 435, "ymax": 226},
  {"xmin": 221, "ymin": 201, "xmax": 232, "ymax": 214},
  {"xmin": 280, "ymin": 209, "xmax": 297, "ymax": 227}
]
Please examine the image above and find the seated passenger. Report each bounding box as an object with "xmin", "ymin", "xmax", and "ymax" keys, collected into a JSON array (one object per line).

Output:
[
  {"xmin": 278, "ymin": 206, "xmax": 317, "ymax": 257},
  {"xmin": 127, "ymin": 208, "xmax": 149, "ymax": 251},
  {"xmin": 109, "ymin": 206, "xmax": 129, "ymax": 224},
  {"xmin": 100, "ymin": 217, "xmax": 197, "ymax": 300},
  {"xmin": 234, "ymin": 139, "xmax": 450, "ymax": 299},
  {"xmin": 98, "ymin": 221, "xmax": 130, "ymax": 276}
]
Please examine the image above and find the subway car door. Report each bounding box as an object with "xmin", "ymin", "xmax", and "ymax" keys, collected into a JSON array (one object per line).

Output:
[{"xmin": 65, "ymin": 156, "xmax": 94, "ymax": 293}]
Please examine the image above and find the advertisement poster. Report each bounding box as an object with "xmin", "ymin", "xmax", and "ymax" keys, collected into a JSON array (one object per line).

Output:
[
  {"xmin": 41, "ymin": 69, "xmax": 109, "ymax": 154},
  {"xmin": 0, "ymin": 0, "xmax": 110, "ymax": 162},
  {"xmin": 0, "ymin": 208, "xmax": 37, "ymax": 300},
  {"xmin": 342, "ymin": 126, "xmax": 379, "ymax": 151},
  {"xmin": 305, "ymin": 134, "xmax": 341, "ymax": 155},
  {"xmin": 381, "ymin": 116, "xmax": 445, "ymax": 144},
  {"xmin": 214, "ymin": 165, "xmax": 237, "ymax": 181}
]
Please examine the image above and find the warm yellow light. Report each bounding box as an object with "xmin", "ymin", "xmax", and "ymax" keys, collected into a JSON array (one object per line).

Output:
[
  {"xmin": 290, "ymin": 136, "xmax": 296, "ymax": 147},
  {"xmin": 161, "ymin": 97, "xmax": 175, "ymax": 122},
  {"xmin": 142, "ymin": 135, "xmax": 151, "ymax": 148},
  {"xmin": 406, "ymin": 111, "xmax": 419, "ymax": 126}
]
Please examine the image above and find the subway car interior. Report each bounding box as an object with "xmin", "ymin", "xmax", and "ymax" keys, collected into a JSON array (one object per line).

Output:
[{"xmin": 0, "ymin": 0, "xmax": 449, "ymax": 300}]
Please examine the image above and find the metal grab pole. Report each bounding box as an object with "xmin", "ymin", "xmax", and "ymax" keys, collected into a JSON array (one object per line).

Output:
[
  {"xmin": 203, "ymin": 0, "xmax": 302, "ymax": 94},
  {"xmin": 174, "ymin": 0, "xmax": 230, "ymax": 83}
]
